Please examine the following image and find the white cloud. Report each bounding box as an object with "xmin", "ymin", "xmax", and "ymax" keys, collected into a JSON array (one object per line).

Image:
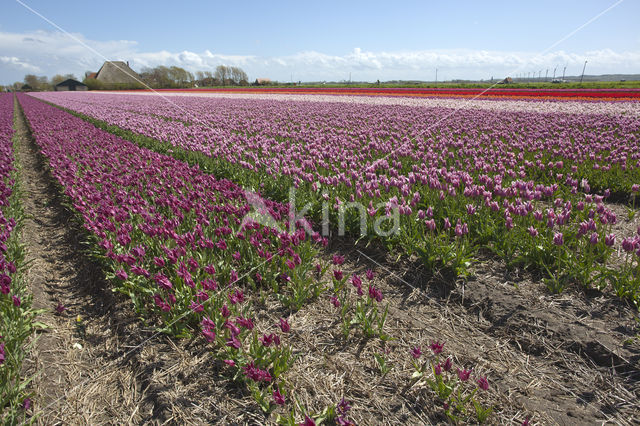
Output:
[
  {"xmin": 0, "ymin": 30, "xmax": 138, "ymax": 81},
  {"xmin": 1, "ymin": 30, "xmax": 640, "ymax": 84},
  {"xmin": 0, "ymin": 56, "xmax": 40, "ymax": 72}
]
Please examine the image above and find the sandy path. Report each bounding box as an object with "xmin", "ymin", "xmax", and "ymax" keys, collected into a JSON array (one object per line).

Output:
[{"xmin": 14, "ymin": 96, "xmax": 147, "ymax": 425}]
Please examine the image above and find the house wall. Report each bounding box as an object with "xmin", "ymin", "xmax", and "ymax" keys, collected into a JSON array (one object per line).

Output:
[{"xmin": 55, "ymin": 84, "xmax": 88, "ymax": 91}]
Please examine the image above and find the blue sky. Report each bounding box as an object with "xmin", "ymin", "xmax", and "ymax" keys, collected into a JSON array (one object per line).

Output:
[{"xmin": 1, "ymin": 0, "xmax": 639, "ymax": 84}]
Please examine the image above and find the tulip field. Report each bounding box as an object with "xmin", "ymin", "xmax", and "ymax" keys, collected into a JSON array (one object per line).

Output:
[
  {"xmin": 2, "ymin": 89, "xmax": 640, "ymax": 424},
  {"xmin": 145, "ymin": 86, "xmax": 640, "ymax": 101},
  {"xmin": 31, "ymin": 90, "xmax": 640, "ymax": 302}
]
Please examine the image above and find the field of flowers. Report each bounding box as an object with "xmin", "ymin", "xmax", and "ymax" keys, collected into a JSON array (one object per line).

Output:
[
  {"xmin": 5, "ymin": 89, "xmax": 639, "ymax": 423},
  {"xmin": 33, "ymin": 91, "xmax": 640, "ymax": 306},
  {"xmin": 150, "ymin": 87, "xmax": 640, "ymax": 101},
  {"xmin": 0, "ymin": 93, "xmax": 38, "ymax": 423}
]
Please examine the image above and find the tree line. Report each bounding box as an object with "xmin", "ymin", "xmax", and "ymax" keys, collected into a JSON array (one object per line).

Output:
[
  {"xmin": 1, "ymin": 65, "xmax": 251, "ymax": 92},
  {"xmin": 2, "ymin": 74, "xmax": 78, "ymax": 92},
  {"xmin": 135, "ymin": 65, "xmax": 249, "ymax": 88},
  {"xmin": 138, "ymin": 65, "xmax": 249, "ymax": 88}
]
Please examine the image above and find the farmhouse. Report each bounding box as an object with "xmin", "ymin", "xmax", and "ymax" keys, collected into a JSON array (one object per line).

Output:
[
  {"xmin": 54, "ymin": 79, "xmax": 88, "ymax": 91},
  {"xmin": 94, "ymin": 61, "xmax": 141, "ymax": 87}
]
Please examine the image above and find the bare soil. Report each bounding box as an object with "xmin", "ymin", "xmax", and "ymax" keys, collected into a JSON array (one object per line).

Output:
[
  {"xmin": 13, "ymin": 96, "xmax": 640, "ymax": 425},
  {"xmin": 289, "ymin": 240, "xmax": 640, "ymax": 426},
  {"xmin": 16, "ymin": 98, "xmax": 151, "ymax": 424}
]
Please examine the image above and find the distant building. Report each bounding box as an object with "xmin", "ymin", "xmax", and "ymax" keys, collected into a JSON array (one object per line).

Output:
[
  {"xmin": 55, "ymin": 79, "xmax": 88, "ymax": 91},
  {"xmin": 94, "ymin": 61, "xmax": 141, "ymax": 87},
  {"xmin": 254, "ymin": 78, "xmax": 271, "ymax": 85}
]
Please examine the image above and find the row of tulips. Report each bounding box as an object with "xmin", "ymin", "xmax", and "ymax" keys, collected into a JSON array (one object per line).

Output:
[
  {"xmin": 0, "ymin": 93, "xmax": 36, "ymax": 422},
  {"xmin": 120, "ymin": 91, "xmax": 640, "ymax": 116},
  {"xmin": 153, "ymin": 87, "xmax": 640, "ymax": 100},
  {"xmin": 34, "ymin": 92, "xmax": 640, "ymax": 306},
  {"xmin": 16, "ymin": 93, "xmax": 338, "ymax": 417}
]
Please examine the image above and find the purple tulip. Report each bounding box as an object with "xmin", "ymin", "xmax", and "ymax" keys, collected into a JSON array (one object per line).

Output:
[
  {"xmin": 442, "ymin": 357, "xmax": 453, "ymax": 372},
  {"xmin": 279, "ymin": 317, "xmax": 290, "ymax": 333},
  {"xmin": 605, "ymin": 234, "xmax": 615, "ymax": 247},
  {"xmin": 622, "ymin": 238, "xmax": 635, "ymax": 252},
  {"xmin": 329, "ymin": 295, "xmax": 340, "ymax": 307},
  {"xmin": 273, "ymin": 388, "xmax": 285, "ymax": 405},
  {"xmin": 368, "ymin": 284, "xmax": 383, "ymax": 302},
  {"xmin": 430, "ymin": 340, "xmax": 444, "ymax": 355},
  {"xmin": 477, "ymin": 376, "xmax": 489, "ymax": 391},
  {"xmin": 457, "ymin": 368, "xmax": 472, "ymax": 381},
  {"xmin": 553, "ymin": 232, "xmax": 564, "ymax": 246},
  {"xmin": 411, "ymin": 346, "xmax": 422, "ymax": 359}
]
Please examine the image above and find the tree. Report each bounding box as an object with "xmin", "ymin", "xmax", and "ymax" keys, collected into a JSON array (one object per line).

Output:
[
  {"xmin": 139, "ymin": 66, "xmax": 170, "ymax": 88},
  {"xmin": 138, "ymin": 66, "xmax": 195, "ymax": 88},
  {"xmin": 195, "ymin": 71, "xmax": 205, "ymax": 86},
  {"xmin": 22, "ymin": 74, "xmax": 51, "ymax": 91},
  {"xmin": 23, "ymin": 74, "xmax": 40, "ymax": 90},
  {"xmin": 51, "ymin": 75, "xmax": 65, "ymax": 86},
  {"xmin": 214, "ymin": 65, "xmax": 230, "ymax": 86},
  {"xmin": 37, "ymin": 76, "xmax": 49, "ymax": 90},
  {"xmin": 51, "ymin": 74, "xmax": 76, "ymax": 86},
  {"xmin": 203, "ymin": 71, "xmax": 214, "ymax": 86},
  {"xmin": 168, "ymin": 66, "xmax": 193, "ymax": 87},
  {"xmin": 152, "ymin": 66, "xmax": 172, "ymax": 88},
  {"xmin": 230, "ymin": 66, "xmax": 248, "ymax": 85}
]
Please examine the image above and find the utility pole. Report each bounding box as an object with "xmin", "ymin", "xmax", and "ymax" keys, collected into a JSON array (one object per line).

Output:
[
  {"xmin": 349, "ymin": 72, "xmax": 351, "ymax": 84},
  {"xmin": 545, "ymin": 69, "xmax": 548, "ymax": 81},
  {"xmin": 553, "ymin": 66, "xmax": 557, "ymax": 80},
  {"xmin": 538, "ymin": 70, "xmax": 542, "ymax": 81},
  {"xmin": 562, "ymin": 66, "xmax": 566, "ymax": 81},
  {"xmin": 580, "ymin": 60, "xmax": 587, "ymax": 83},
  {"xmin": 435, "ymin": 68, "xmax": 438, "ymax": 85}
]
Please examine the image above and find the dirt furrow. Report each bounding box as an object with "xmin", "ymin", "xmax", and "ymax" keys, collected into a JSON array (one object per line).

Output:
[{"xmin": 14, "ymin": 96, "xmax": 149, "ymax": 424}]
